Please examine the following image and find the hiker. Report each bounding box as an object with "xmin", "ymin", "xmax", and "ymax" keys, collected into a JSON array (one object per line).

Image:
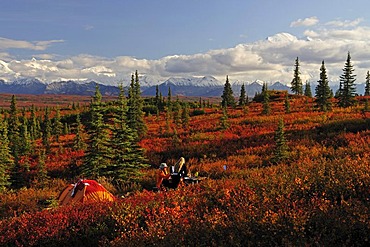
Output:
[{"xmin": 156, "ymin": 163, "xmax": 171, "ymax": 190}]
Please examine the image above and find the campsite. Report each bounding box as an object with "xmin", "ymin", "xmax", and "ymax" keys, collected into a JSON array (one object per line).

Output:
[{"xmin": 0, "ymin": 85, "xmax": 369, "ymax": 246}]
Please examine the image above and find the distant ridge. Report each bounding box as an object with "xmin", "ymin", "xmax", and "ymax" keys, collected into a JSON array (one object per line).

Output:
[{"xmin": 0, "ymin": 77, "xmax": 366, "ymax": 97}]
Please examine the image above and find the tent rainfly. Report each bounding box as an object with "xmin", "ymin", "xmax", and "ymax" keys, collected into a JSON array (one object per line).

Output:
[{"xmin": 58, "ymin": 179, "xmax": 115, "ymax": 206}]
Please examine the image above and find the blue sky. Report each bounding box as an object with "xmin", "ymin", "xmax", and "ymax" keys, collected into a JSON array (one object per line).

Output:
[{"xmin": 1, "ymin": 0, "xmax": 370, "ymax": 85}]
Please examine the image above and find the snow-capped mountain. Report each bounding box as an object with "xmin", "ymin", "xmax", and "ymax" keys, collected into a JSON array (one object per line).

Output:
[
  {"xmin": 266, "ymin": 32, "xmax": 298, "ymax": 43},
  {"xmin": 0, "ymin": 76, "xmax": 365, "ymax": 97},
  {"xmin": 138, "ymin": 75, "xmax": 163, "ymax": 88},
  {"xmin": 45, "ymin": 80, "xmax": 119, "ymax": 96},
  {"xmin": 162, "ymin": 76, "xmax": 222, "ymax": 87},
  {"xmin": 142, "ymin": 76, "xmax": 224, "ymax": 97},
  {"xmin": 0, "ymin": 78, "xmax": 46, "ymax": 94}
]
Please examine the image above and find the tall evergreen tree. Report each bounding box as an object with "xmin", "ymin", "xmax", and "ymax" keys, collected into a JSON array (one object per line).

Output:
[
  {"xmin": 173, "ymin": 97, "xmax": 182, "ymax": 127},
  {"xmin": 181, "ymin": 103, "xmax": 190, "ymax": 129},
  {"xmin": 93, "ymin": 84, "xmax": 102, "ymax": 103},
  {"xmin": 221, "ymin": 75, "xmax": 236, "ymax": 107},
  {"xmin": 337, "ymin": 52, "xmax": 357, "ymax": 107},
  {"xmin": 272, "ymin": 118, "xmax": 289, "ymax": 164},
  {"xmin": 127, "ymin": 71, "xmax": 147, "ymax": 139},
  {"xmin": 73, "ymin": 114, "xmax": 87, "ymax": 150},
  {"xmin": 155, "ymin": 85, "xmax": 163, "ymax": 110},
  {"xmin": 8, "ymin": 95, "xmax": 21, "ymax": 164},
  {"xmin": 261, "ymin": 83, "xmax": 271, "ymax": 115},
  {"xmin": 0, "ymin": 116, "xmax": 13, "ymax": 191},
  {"xmin": 110, "ymin": 85, "xmax": 148, "ymax": 180},
  {"xmin": 165, "ymin": 106, "xmax": 172, "ymax": 135},
  {"xmin": 304, "ymin": 81, "xmax": 312, "ymax": 97},
  {"xmin": 219, "ymin": 106, "xmax": 229, "ymax": 130},
  {"xmin": 42, "ymin": 107, "xmax": 52, "ymax": 153},
  {"xmin": 365, "ymin": 71, "xmax": 370, "ymax": 96},
  {"xmin": 29, "ymin": 105, "xmax": 39, "ymax": 140},
  {"xmin": 19, "ymin": 117, "xmax": 31, "ymax": 156},
  {"xmin": 36, "ymin": 149, "xmax": 49, "ymax": 188},
  {"xmin": 291, "ymin": 57, "xmax": 303, "ymax": 95},
  {"xmin": 315, "ymin": 60, "xmax": 332, "ymax": 112},
  {"xmin": 53, "ymin": 107, "xmax": 63, "ymax": 143},
  {"xmin": 261, "ymin": 82, "xmax": 267, "ymax": 93},
  {"xmin": 238, "ymin": 83, "xmax": 247, "ymax": 106},
  {"xmin": 81, "ymin": 85, "xmax": 113, "ymax": 179},
  {"xmin": 167, "ymin": 86, "xmax": 172, "ymax": 108}
]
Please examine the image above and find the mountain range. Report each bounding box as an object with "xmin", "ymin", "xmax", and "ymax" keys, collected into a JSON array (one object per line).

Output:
[{"xmin": 0, "ymin": 77, "xmax": 366, "ymax": 97}]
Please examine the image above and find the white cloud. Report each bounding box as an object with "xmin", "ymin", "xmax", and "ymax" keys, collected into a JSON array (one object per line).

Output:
[
  {"xmin": 290, "ymin": 16, "xmax": 319, "ymax": 27},
  {"xmin": 84, "ymin": 25, "xmax": 94, "ymax": 31},
  {"xmin": 0, "ymin": 37, "xmax": 64, "ymax": 51},
  {"xmin": 325, "ymin": 18, "xmax": 363, "ymax": 27}
]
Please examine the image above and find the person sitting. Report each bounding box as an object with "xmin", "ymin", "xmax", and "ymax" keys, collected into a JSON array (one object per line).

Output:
[
  {"xmin": 171, "ymin": 157, "xmax": 188, "ymax": 187},
  {"xmin": 174, "ymin": 157, "xmax": 187, "ymax": 176},
  {"xmin": 156, "ymin": 163, "xmax": 171, "ymax": 190}
]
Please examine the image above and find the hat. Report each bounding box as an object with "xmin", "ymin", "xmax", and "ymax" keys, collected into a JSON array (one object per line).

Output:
[{"xmin": 159, "ymin": 163, "xmax": 168, "ymax": 169}]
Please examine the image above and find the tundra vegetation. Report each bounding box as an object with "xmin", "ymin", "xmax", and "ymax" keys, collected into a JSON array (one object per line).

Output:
[{"xmin": 0, "ymin": 66, "xmax": 370, "ymax": 246}]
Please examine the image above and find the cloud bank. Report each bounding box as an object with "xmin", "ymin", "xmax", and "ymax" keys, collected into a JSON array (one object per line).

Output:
[{"xmin": 1, "ymin": 17, "xmax": 370, "ymax": 86}]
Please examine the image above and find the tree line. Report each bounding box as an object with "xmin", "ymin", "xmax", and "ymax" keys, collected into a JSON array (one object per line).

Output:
[{"xmin": 221, "ymin": 51, "xmax": 370, "ymax": 112}]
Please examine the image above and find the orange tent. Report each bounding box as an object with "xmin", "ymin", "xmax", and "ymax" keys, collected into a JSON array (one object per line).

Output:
[{"xmin": 58, "ymin": 179, "xmax": 115, "ymax": 206}]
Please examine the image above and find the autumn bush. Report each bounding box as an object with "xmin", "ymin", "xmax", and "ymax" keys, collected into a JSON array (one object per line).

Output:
[{"xmin": 2, "ymin": 172, "xmax": 370, "ymax": 246}]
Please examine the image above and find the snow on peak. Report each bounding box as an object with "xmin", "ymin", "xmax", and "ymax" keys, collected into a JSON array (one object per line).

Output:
[
  {"xmin": 12, "ymin": 78, "xmax": 44, "ymax": 85},
  {"xmin": 266, "ymin": 32, "xmax": 298, "ymax": 43},
  {"xmin": 164, "ymin": 76, "xmax": 222, "ymax": 87}
]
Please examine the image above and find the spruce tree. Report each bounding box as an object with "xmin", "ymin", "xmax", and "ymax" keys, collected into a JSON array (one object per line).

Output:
[
  {"xmin": 155, "ymin": 85, "xmax": 162, "ymax": 111},
  {"xmin": 36, "ymin": 149, "xmax": 49, "ymax": 188},
  {"xmin": 167, "ymin": 86, "xmax": 172, "ymax": 108},
  {"xmin": 337, "ymin": 52, "xmax": 357, "ymax": 107},
  {"xmin": 173, "ymin": 97, "xmax": 182, "ymax": 127},
  {"xmin": 127, "ymin": 71, "xmax": 147, "ymax": 139},
  {"xmin": 165, "ymin": 107, "xmax": 172, "ymax": 135},
  {"xmin": 110, "ymin": 85, "xmax": 148, "ymax": 180},
  {"xmin": 291, "ymin": 57, "xmax": 303, "ymax": 95},
  {"xmin": 315, "ymin": 60, "xmax": 332, "ymax": 112},
  {"xmin": 29, "ymin": 105, "xmax": 39, "ymax": 140},
  {"xmin": 238, "ymin": 83, "xmax": 247, "ymax": 106},
  {"xmin": 220, "ymin": 106, "xmax": 229, "ymax": 130},
  {"xmin": 181, "ymin": 103, "xmax": 190, "ymax": 129},
  {"xmin": 261, "ymin": 83, "xmax": 271, "ymax": 115},
  {"xmin": 73, "ymin": 114, "xmax": 87, "ymax": 150},
  {"xmin": 53, "ymin": 107, "xmax": 63, "ymax": 142},
  {"xmin": 365, "ymin": 71, "xmax": 370, "ymax": 96},
  {"xmin": 42, "ymin": 107, "xmax": 52, "ymax": 153},
  {"xmin": 304, "ymin": 81, "xmax": 312, "ymax": 97},
  {"xmin": 81, "ymin": 85, "xmax": 113, "ymax": 179},
  {"xmin": 272, "ymin": 118, "xmax": 289, "ymax": 164},
  {"xmin": 0, "ymin": 116, "xmax": 13, "ymax": 191},
  {"xmin": 19, "ymin": 117, "xmax": 31, "ymax": 156},
  {"xmin": 221, "ymin": 75, "xmax": 236, "ymax": 107},
  {"xmin": 8, "ymin": 95, "xmax": 21, "ymax": 164},
  {"xmin": 63, "ymin": 123, "xmax": 69, "ymax": 135}
]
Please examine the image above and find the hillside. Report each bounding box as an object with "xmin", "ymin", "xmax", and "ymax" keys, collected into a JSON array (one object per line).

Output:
[{"xmin": 0, "ymin": 93, "xmax": 369, "ymax": 246}]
